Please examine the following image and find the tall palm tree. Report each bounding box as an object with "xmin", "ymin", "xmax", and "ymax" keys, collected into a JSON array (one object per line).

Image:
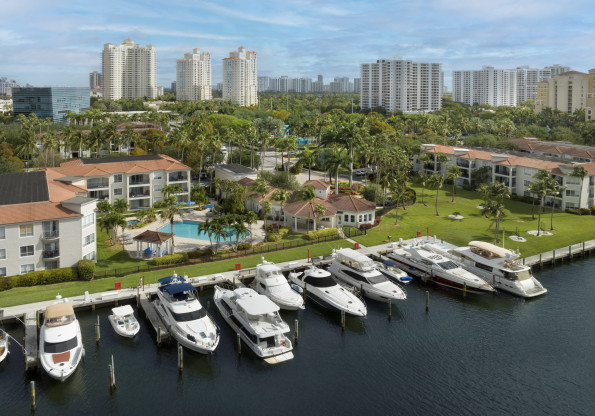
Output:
[
  {"xmin": 321, "ymin": 146, "xmax": 350, "ymax": 195},
  {"xmin": 417, "ymin": 171, "xmax": 429, "ymax": 206},
  {"xmin": 570, "ymin": 165, "xmax": 588, "ymax": 213},
  {"xmin": 244, "ymin": 210, "xmax": 259, "ymax": 243},
  {"xmin": 482, "ymin": 199, "xmax": 507, "ymax": 243},
  {"xmin": 314, "ymin": 203, "xmax": 327, "ymax": 230},
  {"xmin": 271, "ymin": 189, "xmax": 290, "ymax": 225},
  {"xmin": 297, "ymin": 146, "xmax": 318, "ymax": 181},
  {"xmin": 16, "ymin": 127, "xmax": 40, "ymax": 168},
  {"xmin": 429, "ymin": 173, "xmax": 444, "ymax": 216},
  {"xmin": 157, "ymin": 195, "xmax": 183, "ymax": 254},
  {"xmin": 295, "ymin": 185, "xmax": 317, "ymax": 230},
  {"xmin": 231, "ymin": 217, "xmax": 249, "ymax": 252},
  {"xmin": 446, "ymin": 165, "xmax": 462, "ymax": 202},
  {"xmin": 546, "ymin": 178, "xmax": 564, "ymax": 231}
]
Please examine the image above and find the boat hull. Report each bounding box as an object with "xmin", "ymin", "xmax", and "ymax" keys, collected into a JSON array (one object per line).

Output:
[
  {"xmin": 108, "ymin": 315, "xmax": 140, "ymax": 338},
  {"xmin": 304, "ymin": 287, "xmax": 367, "ymax": 317}
]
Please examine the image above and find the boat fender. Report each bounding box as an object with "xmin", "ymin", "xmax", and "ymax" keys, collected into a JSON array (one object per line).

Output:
[{"xmin": 292, "ymin": 284, "xmax": 303, "ymax": 294}]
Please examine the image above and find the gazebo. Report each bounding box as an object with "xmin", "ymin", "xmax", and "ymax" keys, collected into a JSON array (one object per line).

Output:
[{"xmin": 133, "ymin": 230, "xmax": 174, "ymax": 258}]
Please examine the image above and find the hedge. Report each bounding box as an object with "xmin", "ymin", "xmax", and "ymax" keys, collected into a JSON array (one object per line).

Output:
[
  {"xmin": 267, "ymin": 234, "xmax": 282, "ymax": 242},
  {"xmin": 78, "ymin": 259, "xmax": 96, "ymax": 281},
  {"xmin": 237, "ymin": 242, "xmax": 252, "ymax": 250},
  {"xmin": 188, "ymin": 248, "xmax": 213, "ymax": 259},
  {"xmin": 0, "ymin": 267, "xmax": 78, "ymax": 292},
  {"xmin": 304, "ymin": 227, "xmax": 339, "ymax": 241},
  {"xmin": 149, "ymin": 252, "xmax": 189, "ymax": 266}
]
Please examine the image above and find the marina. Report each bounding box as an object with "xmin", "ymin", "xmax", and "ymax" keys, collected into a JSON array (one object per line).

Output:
[{"xmin": 0, "ymin": 238, "xmax": 595, "ymax": 414}]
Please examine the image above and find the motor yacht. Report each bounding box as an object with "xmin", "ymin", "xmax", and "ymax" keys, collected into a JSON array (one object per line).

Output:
[
  {"xmin": 438, "ymin": 241, "xmax": 547, "ymax": 298},
  {"xmin": 153, "ymin": 273, "xmax": 219, "ymax": 354},
  {"xmin": 388, "ymin": 241, "xmax": 495, "ymax": 294},
  {"xmin": 214, "ymin": 286, "xmax": 293, "ymax": 364},
  {"xmin": 289, "ymin": 265, "xmax": 367, "ymax": 316},
  {"xmin": 108, "ymin": 305, "xmax": 140, "ymax": 338},
  {"xmin": 0, "ymin": 330, "xmax": 8, "ymax": 363},
  {"xmin": 39, "ymin": 297, "xmax": 84, "ymax": 381},
  {"xmin": 253, "ymin": 258, "xmax": 305, "ymax": 310},
  {"xmin": 328, "ymin": 248, "xmax": 407, "ymax": 303},
  {"xmin": 374, "ymin": 260, "xmax": 413, "ymax": 284}
]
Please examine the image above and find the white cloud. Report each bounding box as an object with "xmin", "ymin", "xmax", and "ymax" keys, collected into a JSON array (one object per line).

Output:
[{"xmin": 78, "ymin": 25, "xmax": 240, "ymax": 41}]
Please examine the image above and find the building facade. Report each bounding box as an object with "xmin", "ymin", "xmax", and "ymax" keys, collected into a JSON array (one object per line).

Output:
[
  {"xmin": 222, "ymin": 47, "xmax": 258, "ymax": 107},
  {"xmin": 12, "ymin": 87, "xmax": 90, "ymax": 124},
  {"xmin": 176, "ymin": 49, "xmax": 212, "ymax": 101},
  {"xmin": 89, "ymin": 71, "xmax": 103, "ymax": 91},
  {"xmin": 360, "ymin": 58, "xmax": 442, "ymax": 113},
  {"xmin": 0, "ymin": 170, "xmax": 97, "ymax": 277},
  {"xmin": 452, "ymin": 66, "xmax": 517, "ymax": 107},
  {"xmin": 102, "ymin": 39, "xmax": 157, "ymax": 100},
  {"xmin": 535, "ymin": 70, "xmax": 595, "ymax": 113},
  {"xmin": 0, "ymin": 77, "xmax": 19, "ymax": 96},
  {"xmin": 49, "ymin": 154, "xmax": 191, "ymax": 210}
]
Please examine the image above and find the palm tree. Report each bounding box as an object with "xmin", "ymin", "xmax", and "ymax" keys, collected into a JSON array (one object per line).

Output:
[
  {"xmin": 113, "ymin": 198, "xmax": 129, "ymax": 214},
  {"xmin": 297, "ymin": 146, "xmax": 318, "ymax": 181},
  {"xmin": 547, "ymin": 178, "xmax": 564, "ymax": 231},
  {"xmin": 16, "ymin": 127, "xmax": 40, "ymax": 167},
  {"xmin": 417, "ymin": 171, "xmax": 429, "ymax": 206},
  {"xmin": 157, "ymin": 195, "xmax": 183, "ymax": 254},
  {"xmin": 261, "ymin": 199, "xmax": 272, "ymax": 234},
  {"xmin": 429, "ymin": 173, "xmax": 444, "ymax": 216},
  {"xmin": 321, "ymin": 146, "xmax": 350, "ymax": 194},
  {"xmin": 482, "ymin": 199, "xmax": 507, "ymax": 243},
  {"xmin": 271, "ymin": 189, "xmax": 290, "ymax": 225},
  {"xmin": 434, "ymin": 152, "xmax": 449, "ymax": 177},
  {"xmin": 570, "ymin": 165, "xmax": 588, "ymax": 213},
  {"xmin": 446, "ymin": 165, "xmax": 462, "ymax": 202},
  {"xmin": 314, "ymin": 203, "xmax": 327, "ymax": 230},
  {"xmin": 295, "ymin": 185, "xmax": 317, "ymax": 230},
  {"xmin": 244, "ymin": 211, "xmax": 259, "ymax": 243},
  {"xmin": 198, "ymin": 219, "xmax": 214, "ymax": 252},
  {"xmin": 231, "ymin": 218, "xmax": 249, "ymax": 252}
]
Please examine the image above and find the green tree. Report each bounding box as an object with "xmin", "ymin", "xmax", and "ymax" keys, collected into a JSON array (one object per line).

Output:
[
  {"xmin": 446, "ymin": 165, "xmax": 462, "ymax": 202},
  {"xmin": 295, "ymin": 185, "xmax": 317, "ymax": 230},
  {"xmin": 271, "ymin": 189, "xmax": 290, "ymax": 225},
  {"xmin": 157, "ymin": 195, "xmax": 183, "ymax": 254},
  {"xmin": 297, "ymin": 146, "xmax": 318, "ymax": 181},
  {"xmin": 429, "ymin": 173, "xmax": 444, "ymax": 216},
  {"xmin": 570, "ymin": 165, "xmax": 588, "ymax": 213}
]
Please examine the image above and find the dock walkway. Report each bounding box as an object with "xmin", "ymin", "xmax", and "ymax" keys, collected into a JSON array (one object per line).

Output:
[{"xmin": 24, "ymin": 313, "xmax": 38, "ymax": 371}]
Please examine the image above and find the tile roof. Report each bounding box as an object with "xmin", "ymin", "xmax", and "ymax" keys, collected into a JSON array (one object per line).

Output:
[
  {"xmin": 283, "ymin": 198, "xmax": 337, "ymax": 217},
  {"xmin": 237, "ymin": 177, "xmax": 255, "ymax": 187},
  {"xmin": 303, "ymin": 180, "xmax": 330, "ymax": 189},
  {"xmin": 133, "ymin": 230, "xmax": 173, "ymax": 243},
  {"xmin": 328, "ymin": 194, "xmax": 376, "ymax": 212},
  {"xmin": 509, "ymin": 138, "xmax": 595, "ymax": 159},
  {"xmin": 49, "ymin": 154, "xmax": 190, "ymax": 177}
]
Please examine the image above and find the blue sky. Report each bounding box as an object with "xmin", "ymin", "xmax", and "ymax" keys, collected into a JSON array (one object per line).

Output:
[{"xmin": 2, "ymin": 0, "xmax": 594, "ymax": 89}]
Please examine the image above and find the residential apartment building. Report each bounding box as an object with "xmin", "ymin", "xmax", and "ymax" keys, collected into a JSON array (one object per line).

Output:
[
  {"xmin": 312, "ymin": 75, "xmax": 324, "ymax": 92},
  {"xmin": 535, "ymin": 70, "xmax": 595, "ymax": 113},
  {"xmin": 0, "ymin": 98, "xmax": 12, "ymax": 114},
  {"xmin": 257, "ymin": 76, "xmax": 270, "ymax": 92},
  {"xmin": 89, "ymin": 71, "xmax": 103, "ymax": 91},
  {"xmin": 510, "ymin": 138, "xmax": 595, "ymax": 163},
  {"xmin": 176, "ymin": 49, "xmax": 212, "ymax": 101},
  {"xmin": 49, "ymin": 154, "xmax": 192, "ymax": 210},
  {"xmin": 0, "ymin": 170, "xmax": 97, "ymax": 277},
  {"xmin": 0, "ymin": 77, "xmax": 19, "ymax": 96},
  {"xmin": 329, "ymin": 77, "xmax": 352, "ymax": 93},
  {"xmin": 222, "ymin": 47, "xmax": 258, "ymax": 107},
  {"xmin": 12, "ymin": 87, "xmax": 90, "ymax": 124},
  {"xmin": 452, "ymin": 66, "xmax": 517, "ymax": 107},
  {"xmin": 102, "ymin": 39, "xmax": 157, "ymax": 100},
  {"xmin": 416, "ymin": 143, "xmax": 595, "ymax": 210},
  {"xmin": 515, "ymin": 66, "xmax": 551, "ymax": 103},
  {"xmin": 360, "ymin": 58, "xmax": 442, "ymax": 113}
]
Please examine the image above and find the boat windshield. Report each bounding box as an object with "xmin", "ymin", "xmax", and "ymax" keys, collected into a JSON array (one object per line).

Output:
[
  {"xmin": 171, "ymin": 308, "xmax": 207, "ymax": 322},
  {"xmin": 367, "ymin": 273, "xmax": 387, "ymax": 284},
  {"xmin": 268, "ymin": 282, "xmax": 291, "ymax": 293},
  {"xmin": 44, "ymin": 336, "xmax": 78, "ymax": 354},
  {"xmin": 304, "ymin": 275, "xmax": 336, "ymax": 288},
  {"xmin": 437, "ymin": 261, "xmax": 459, "ymax": 270},
  {"xmin": 504, "ymin": 269, "xmax": 532, "ymax": 281}
]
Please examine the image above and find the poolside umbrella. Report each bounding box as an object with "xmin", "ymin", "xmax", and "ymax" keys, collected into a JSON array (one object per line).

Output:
[
  {"xmin": 185, "ymin": 201, "xmax": 195, "ymax": 205},
  {"xmin": 205, "ymin": 204, "xmax": 215, "ymax": 209}
]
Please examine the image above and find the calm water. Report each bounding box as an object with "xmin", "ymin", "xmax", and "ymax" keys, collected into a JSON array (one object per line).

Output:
[
  {"xmin": 158, "ymin": 220, "xmax": 246, "ymax": 241},
  {"xmin": 1, "ymin": 258, "xmax": 595, "ymax": 415}
]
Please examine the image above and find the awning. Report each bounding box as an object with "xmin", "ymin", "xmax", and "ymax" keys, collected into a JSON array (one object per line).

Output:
[
  {"xmin": 158, "ymin": 275, "xmax": 186, "ymax": 285},
  {"xmin": 162, "ymin": 282, "xmax": 196, "ymax": 295}
]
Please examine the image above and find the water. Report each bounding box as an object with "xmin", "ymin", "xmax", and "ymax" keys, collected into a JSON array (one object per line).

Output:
[
  {"xmin": 1, "ymin": 259, "xmax": 595, "ymax": 415},
  {"xmin": 126, "ymin": 220, "xmax": 139, "ymax": 227},
  {"xmin": 157, "ymin": 220, "xmax": 246, "ymax": 241}
]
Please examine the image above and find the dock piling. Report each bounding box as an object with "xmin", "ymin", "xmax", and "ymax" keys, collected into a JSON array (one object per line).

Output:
[
  {"xmin": 237, "ymin": 333, "xmax": 241, "ymax": 356},
  {"xmin": 425, "ymin": 291, "xmax": 430, "ymax": 312},
  {"xmin": 36, "ymin": 310, "xmax": 40, "ymax": 329},
  {"xmin": 553, "ymin": 250, "xmax": 555, "ymax": 264},
  {"xmin": 157, "ymin": 327, "xmax": 162, "ymax": 346},
  {"xmin": 463, "ymin": 282, "xmax": 467, "ymax": 298},
  {"xmin": 178, "ymin": 344, "xmax": 183, "ymax": 373},
  {"xmin": 30, "ymin": 381, "xmax": 36, "ymax": 412},
  {"xmin": 341, "ymin": 310, "xmax": 345, "ymax": 331},
  {"xmin": 294, "ymin": 319, "xmax": 299, "ymax": 344},
  {"xmin": 95, "ymin": 315, "xmax": 100, "ymax": 344},
  {"xmin": 569, "ymin": 245, "xmax": 572, "ymax": 260},
  {"xmin": 388, "ymin": 299, "xmax": 392, "ymax": 321},
  {"xmin": 109, "ymin": 355, "xmax": 116, "ymax": 392}
]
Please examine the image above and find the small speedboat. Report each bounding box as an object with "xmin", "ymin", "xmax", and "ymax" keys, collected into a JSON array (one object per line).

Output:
[
  {"xmin": 39, "ymin": 297, "xmax": 84, "ymax": 381},
  {"xmin": 0, "ymin": 330, "xmax": 8, "ymax": 363},
  {"xmin": 289, "ymin": 266, "xmax": 367, "ymax": 316},
  {"xmin": 374, "ymin": 260, "xmax": 413, "ymax": 284},
  {"xmin": 108, "ymin": 305, "xmax": 140, "ymax": 338},
  {"xmin": 254, "ymin": 258, "xmax": 305, "ymax": 310}
]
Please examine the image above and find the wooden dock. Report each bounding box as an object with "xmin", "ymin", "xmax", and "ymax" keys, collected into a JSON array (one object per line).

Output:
[
  {"xmin": 139, "ymin": 295, "xmax": 170, "ymax": 345},
  {"xmin": 24, "ymin": 313, "xmax": 38, "ymax": 371},
  {"xmin": 523, "ymin": 239, "xmax": 595, "ymax": 268}
]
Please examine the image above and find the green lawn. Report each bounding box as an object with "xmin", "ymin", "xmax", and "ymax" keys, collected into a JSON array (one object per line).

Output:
[
  {"xmin": 354, "ymin": 184, "xmax": 595, "ymax": 258},
  {"xmin": 95, "ymin": 228, "xmax": 144, "ymax": 272}
]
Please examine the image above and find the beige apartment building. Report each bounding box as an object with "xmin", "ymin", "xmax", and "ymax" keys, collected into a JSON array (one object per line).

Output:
[
  {"xmin": 535, "ymin": 70, "xmax": 595, "ymax": 113},
  {"xmin": 222, "ymin": 47, "xmax": 258, "ymax": 107},
  {"xmin": 176, "ymin": 49, "xmax": 212, "ymax": 101}
]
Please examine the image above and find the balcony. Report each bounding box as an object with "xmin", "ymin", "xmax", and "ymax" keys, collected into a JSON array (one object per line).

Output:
[
  {"xmin": 42, "ymin": 230, "xmax": 59, "ymax": 240},
  {"xmin": 87, "ymin": 179, "xmax": 110, "ymax": 189},
  {"xmin": 130, "ymin": 201, "xmax": 151, "ymax": 210},
  {"xmin": 89, "ymin": 190, "xmax": 109, "ymax": 200},
  {"xmin": 494, "ymin": 166, "xmax": 510, "ymax": 176},
  {"xmin": 129, "ymin": 175, "xmax": 150, "ymax": 185},
  {"xmin": 168, "ymin": 172, "xmax": 188, "ymax": 182},
  {"xmin": 129, "ymin": 186, "xmax": 150, "ymax": 199},
  {"xmin": 42, "ymin": 250, "xmax": 60, "ymax": 259}
]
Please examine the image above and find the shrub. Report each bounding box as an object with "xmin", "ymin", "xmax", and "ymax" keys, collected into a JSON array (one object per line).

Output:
[
  {"xmin": 360, "ymin": 223, "xmax": 373, "ymax": 231},
  {"xmin": 188, "ymin": 248, "xmax": 213, "ymax": 259},
  {"xmin": 0, "ymin": 267, "xmax": 78, "ymax": 292},
  {"xmin": 78, "ymin": 259, "xmax": 96, "ymax": 281},
  {"xmin": 0, "ymin": 276, "xmax": 16, "ymax": 292},
  {"xmin": 303, "ymin": 227, "xmax": 339, "ymax": 241},
  {"xmin": 267, "ymin": 234, "xmax": 282, "ymax": 242},
  {"xmin": 237, "ymin": 242, "xmax": 252, "ymax": 250},
  {"xmin": 565, "ymin": 208, "xmax": 579, "ymax": 215},
  {"xmin": 149, "ymin": 252, "xmax": 189, "ymax": 266},
  {"xmin": 18, "ymin": 271, "xmax": 43, "ymax": 287},
  {"xmin": 579, "ymin": 208, "xmax": 591, "ymax": 215},
  {"xmin": 374, "ymin": 216, "xmax": 382, "ymax": 226}
]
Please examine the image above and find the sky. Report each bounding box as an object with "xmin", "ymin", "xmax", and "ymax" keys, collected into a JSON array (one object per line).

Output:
[{"xmin": 1, "ymin": 0, "xmax": 594, "ymax": 89}]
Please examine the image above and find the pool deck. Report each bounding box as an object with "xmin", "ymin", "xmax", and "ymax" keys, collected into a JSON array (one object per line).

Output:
[{"xmin": 121, "ymin": 207, "xmax": 267, "ymax": 258}]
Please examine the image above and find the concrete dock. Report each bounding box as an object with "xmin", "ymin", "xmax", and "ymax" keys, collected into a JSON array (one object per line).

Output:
[{"xmin": 24, "ymin": 313, "xmax": 38, "ymax": 371}]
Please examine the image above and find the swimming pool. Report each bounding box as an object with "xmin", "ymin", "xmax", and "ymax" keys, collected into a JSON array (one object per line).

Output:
[
  {"xmin": 127, "ymin": 220, "xmax": 140, "ymax": 227},
  {"xmin": 158, "ymin": 220, "xmax": 248, "ymax": 241}
]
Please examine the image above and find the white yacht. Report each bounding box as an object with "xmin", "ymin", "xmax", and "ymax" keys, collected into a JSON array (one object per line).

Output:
[
  {"xmin": 39, "ymin": 298, "xmax": 84, "ymax": 381},
  {"xmin": 153, "ymin": 274, "xmax": 220, "ymax": 354},
  {"xmin": 214, "ymin": 286, "xmax": 294, "ymax": 364},
  {"xmin": 289, "ymin": 265, "xmax": 367, "ymax": 316},
  {"xmin": 441, "ymin": 241, "xmax": 547, "ymax": 298},
  {"xmin": 374, "ymin": 260, "xmax": 413, "ymax": 284},
  {"xmin": 108, "ymin": 305, "xmax": 140, "ymax": 338},
  {"xmin": 388, "ymin": 241, "xmax": 495, "ymax": 294},
  {"xmin": 328, "ymin": 248, "xmax": 407, "ymax": 303},
  {"xmin": 253, "ymin": 258, "xmax": 305, "ymax": 310},
  {"xmin": 0, "ymin": 330, "xmax": 8, "ymax": 363}
]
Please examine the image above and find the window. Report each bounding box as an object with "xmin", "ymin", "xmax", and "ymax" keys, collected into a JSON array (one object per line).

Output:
[
  {"xmin": 0, "ymin": 226, "xmax": 5, "ymax": 239},
  {"xmin": 20, "ymin": 264, "xmax": 34, "ymax": 274},
  {"xmin": 0, "ymin": 248, "xmax": 5, "ymax": 260},
  {"xmin": 46, "ymin": 261, "xmax": 59, "ymax": 270},
  {"xmin": 344, "ymin": 214, "xmax": 349, "ymax": 222},
  {"xmin": 19, "ymin": 223, "xmax": 33, "ymax": 237},
  {"xmin": 0, "ymin": 267, "xmax": 5, "ymax": 276},
  {"xmin": 84, "ymin": 251, "xmax": 96, "ymax": 261},
  {"xmin": 114, "ymin": 174, "xmax": 122, "ymax": 183},
  {"xmin": 154, "ymin": 171, "xmax": 163, "ymax": 180},
  {"xmin": 83, "ymin": 233, "xmax": 95, "ymax": 247},
  {"xmin": 20, "ymin": 245, "xmax": 34, "ymax": 257},
  {"xmin": 113, "ymin": 188, "xmax": 123, "ymax": 196},
  {"xmin": 154, "ymin": 184, "xmax": 163, "ymax": 192},
  {"xmin": 82, "ymin": 213, "xmax": 95, "ymax": 228},
  {"xmin": 351, "ymin": 215, "xmax": 355, "ymax": 222}
]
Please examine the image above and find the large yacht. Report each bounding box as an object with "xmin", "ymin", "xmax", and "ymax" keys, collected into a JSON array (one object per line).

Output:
[
  {"xmin": 289, "ymin": 265, "xmax": 367, "ymax": 316},
  {"xmin": 438, "ymin": 241, "xmax": 547, "ymax": 298},
  {"xmin": 214, "ymin": 286, "xmax": 294, "ymax": 364},
  {"xmin": 328, "ymin": 248, "xmax": 407, "ymax": 303},
  {"xmin": 253, "ymin": 258, "xmax": 305, "ymax": 310},
  {"xmin": 153, "ymin": 274, "xmax": 220, "ymax": 354},
  {"xmin": 39, "ymin": 298, "xmax": 84, "ymax": 381},
  {"xmin": 388, "ymin": 241, "xmax": 495, "ymax": 294}
]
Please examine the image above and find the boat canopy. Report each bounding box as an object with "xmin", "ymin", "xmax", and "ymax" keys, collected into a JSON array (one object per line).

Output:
[
  {"xmin": 382, "ymin": 260, "xmax": 398, "ymax": 267},
  {"xmin": 46, "ymin": 302, "xmax": 74, "ymax": 319},
  {"xmin": 111, "ymin": 305, "xmax": 135, "ymax": 317},
  {"xmin": 158, "ymin": 275, "xmax": 186, "ymax": 285},
  {"xmin": 236, "ymin": 294, "xmax": 279, "ymax": 316},
  {"xmin": 162, "ymin": 282, "xmax": 195, "ymax": 295},
  {"xmin": 469, "ymin": 241, "xmax": 512, "ymax": 259}
]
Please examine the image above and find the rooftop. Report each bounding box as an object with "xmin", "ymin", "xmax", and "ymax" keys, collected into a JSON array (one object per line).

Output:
[
  {"xmin": 81, "ymin": 154, "xmax": 163, "ymax": 165},
  {"xmin": 0, "ymin": 171, "xmax": 49, "ymax": 206}
]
